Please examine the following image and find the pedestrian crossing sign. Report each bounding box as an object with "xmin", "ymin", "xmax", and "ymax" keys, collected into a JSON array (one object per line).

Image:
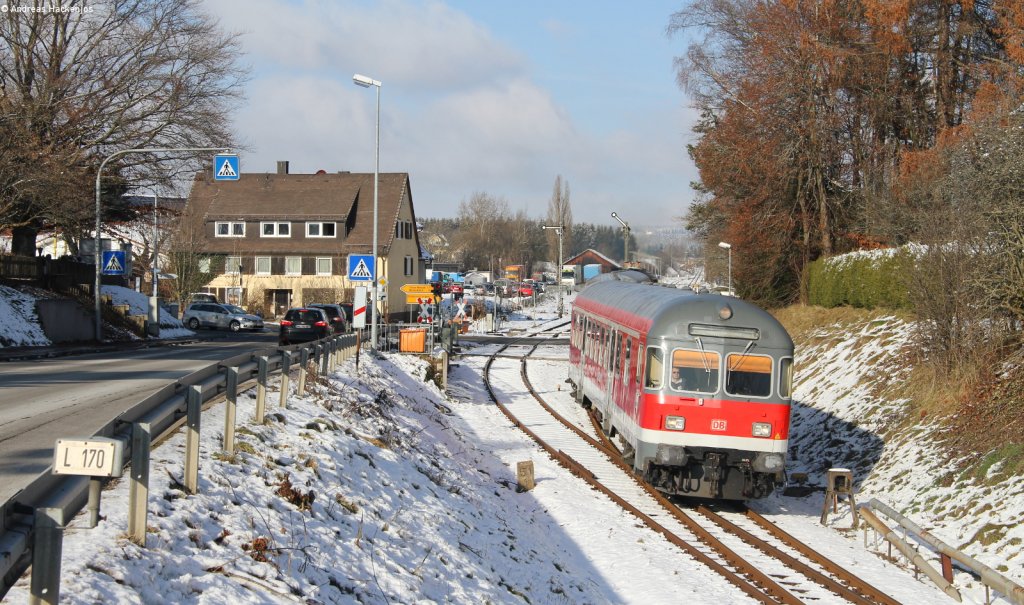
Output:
[
  {"xmin": 348, "ymin": 254, "xmax": 374, "ymax": 281},
  {"xmin": 101, "ymin": 250, "xmax": 127, "ymax": 275},
  {"xmin": 214, "ymin": 154, "xmax": 239, "ymax": 181}
]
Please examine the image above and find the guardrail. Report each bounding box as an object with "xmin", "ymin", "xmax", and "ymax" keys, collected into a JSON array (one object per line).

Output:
[
  {"xmin": 860, "ymin": 498, "xmax": 1024, "ymax": 605},
  {"xmin": 0, "ymin": 332, "xmax": 359, "ymax": 603}
]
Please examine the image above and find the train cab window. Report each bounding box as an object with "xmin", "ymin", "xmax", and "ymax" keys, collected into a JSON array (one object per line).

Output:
[
  {"xmin": 645, "ymin": 347, "xmax": 665, "ymax": 389},
  {"xmin": 725, "ymin": 353, "xmax": 773, "ymax": 397},
  {"xmin": 779, "ymin": 357, "xmax": 794, "ymax": 398},
  {"xmin": 670, "ymin": 349, "xmax": 720, "ymax": 394}
]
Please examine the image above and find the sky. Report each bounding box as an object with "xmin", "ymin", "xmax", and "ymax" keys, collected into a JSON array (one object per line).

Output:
[{"xmin": 199, "ymin": 0, "xmax": 700, "ymax": 228}]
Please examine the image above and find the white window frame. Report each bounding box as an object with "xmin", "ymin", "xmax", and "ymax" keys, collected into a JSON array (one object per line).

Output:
[
  {"xmin": 260, "ymin": 222, "xmax": 291, "ymax": 237},
  {"xmin": 215, "ymin": 221, "xmax": 245, "ymax": 237},
  {"xmin": 306, "ymin": 221, "xmax": 336, "ymax": 238},
  {"xmin": 255, "ymin": 256, "xmax": 272, "ymax": 275},
  {"xmin": 315, "ymin": 257, "xmax": 332, "ymax": 276},
  {"xmin": 285, "ymin": 256, "xmax": 302, "ymax": 276},
  {"xmin": 198, "ymin": 258, "xmax": 211, "ymax": 273},
  {"xmin": 225, "ymin": 256, "xmax": 241, "ymax": 275}
]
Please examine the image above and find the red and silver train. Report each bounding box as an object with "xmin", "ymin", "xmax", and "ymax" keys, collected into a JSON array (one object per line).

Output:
[{"xmin": 568, "ymin": 281, "xmax": 794, "ymax": 500}]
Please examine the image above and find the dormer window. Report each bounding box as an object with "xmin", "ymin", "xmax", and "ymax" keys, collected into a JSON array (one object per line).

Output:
[
  {"xmin": 215, "ymin": 221, "xmax": 245, "ymax": 237},
  {"xmin": 307, "ymin": 222, "xmax": 336, "ymax": 237},
  {"xmin": 261, "ymin": 222, "xmax": 291, "ymax": 237}
]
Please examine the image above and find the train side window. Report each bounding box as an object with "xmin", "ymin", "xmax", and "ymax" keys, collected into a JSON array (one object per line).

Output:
[
  {"xmin": 671, "ymin": 349, "xmax": 720, "ymax": 394},
  {"xmin": 779, "ymin": 357, "xmax": 794, "ymax": 398},
  {"xmin": 645, "ymin": 347, "xmax": 664, "ymax": 389},
  {"xmin": 623, "ymin": 339, "xmax": 632, "ymax": 379},
  {"xmin": 613, "ymin": 332, "xmax": 621, "ymax": 373},
  {"xmin": 725, "ymin": 353, "xmax": 772, "ymax": 397}
]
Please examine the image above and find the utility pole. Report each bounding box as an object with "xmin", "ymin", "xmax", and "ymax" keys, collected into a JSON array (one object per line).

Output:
[
  {"xmin": 542, "ymin": 225, "xmax": 564, "ymax": 317},
  {"xmin": 611, "ymin": 212, "xmax": 630, "ymax": 265}
]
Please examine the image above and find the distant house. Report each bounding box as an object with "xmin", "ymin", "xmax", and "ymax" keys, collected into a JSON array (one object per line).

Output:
[
  {"xmin": 564, "ymin": 249, "xmax": 621, "ymax": 276},
  {"xmin": 184, "ymin": 162, "xmax": 428, "ymax": 320}
]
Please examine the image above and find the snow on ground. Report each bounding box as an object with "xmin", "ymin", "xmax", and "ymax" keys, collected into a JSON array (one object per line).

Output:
[
  {"xmin": 3, "ymin": 278, "xmax": 1021, "ymax": 603},
  {"xmin": 101, "ymin": 285, "xmax": 193, "ymax": 339},
  {"xmin": 0, "ymin": 284, "xmax": 193, "ymax": 347},
  {"xmin": 0, "ymin": 284, "xmax": 50, "ymax": 347}
]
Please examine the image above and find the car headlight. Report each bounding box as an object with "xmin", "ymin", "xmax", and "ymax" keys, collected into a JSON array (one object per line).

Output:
[
  {"xmin": 664, "ymin": 416, "xmax": 686, "ymax": 431},
  {"xmin": 752, "ymin": 422, "xmax": 772, "ymax": 438}
]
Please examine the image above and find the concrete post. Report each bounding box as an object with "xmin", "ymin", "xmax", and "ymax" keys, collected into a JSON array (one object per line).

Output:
[
  {"xmin": 224, "ymin": 366, "xmax": 238, "ymax": 454},
  {"xmin": 256, "ymin": 356, "xmax": 268, "ymax": 423},
  {"xmin": 297, "ymin": 348, "xmax": 309, "ymax": 395},
  {"xmin": 86, "ymin": 477, "xmax": 101, "ymax": 528},
  {"xmin": 128, "ymin": 422, "xmax": 151, "ymax": 546},
  {"xmin": 184, "ymin": 385, "xmax": 202, "ymax": 494},
  {"xmin": 29, "ymin": 507, "xmax": 64, "ymax": 605},
  {"xmin": 279, "ymin": 351, "xmax": 291, "ymax": 409},
  {"xmin": 320, "ymin": 342, "xmax": 329, "ymax": 377}
]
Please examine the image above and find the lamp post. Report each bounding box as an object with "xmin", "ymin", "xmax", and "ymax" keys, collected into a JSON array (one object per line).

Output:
[
  {"xmin": 94, "ymin": 146, "xmax": 229, "ymax": 342},
  {"xmin": 353, "ymin": 73, "xmax": 382, "ymax": 350},
  {"xmin": 611, "ymin": 211, "xmax": 630, "ymax": 265},
  {"xmin": 718, "ymin": 241, "xmax": 732, "ymax": 295},
  {"xmin": 542, "ymin": 225, "xmax": 564, "ymax": 317}
]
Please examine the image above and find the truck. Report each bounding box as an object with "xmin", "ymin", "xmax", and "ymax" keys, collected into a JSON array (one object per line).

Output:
[
  {"xmin": 561, "ymin": 265, "xmax": 579, "ymax": 289},
  {"xmin": 504, "ymin": 264, "xmax": 525, "ymax": 282},
  {"xmin": 582, "ymin": 264, "xmax": 602, "ymax": 282}
]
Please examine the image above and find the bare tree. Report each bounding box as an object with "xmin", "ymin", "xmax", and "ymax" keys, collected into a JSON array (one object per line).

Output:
[
  {"xmin": 545, "ymin": 175, "xmax": 573, "ymax": 264},
  {"xmin": 0, "ymin": 0, "xmax": 247, "ymax": 256},
  {"xmin": 166, "ymin": 203, "xmax": 215, "ymax": 313}
]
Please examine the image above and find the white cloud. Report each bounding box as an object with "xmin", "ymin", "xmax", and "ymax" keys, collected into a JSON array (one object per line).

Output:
[{"xmin": 203, "ymin": 0, "xmax": 700, "ymax": 225}]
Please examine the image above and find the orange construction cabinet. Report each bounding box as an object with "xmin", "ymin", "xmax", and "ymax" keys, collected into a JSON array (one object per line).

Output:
[{"xmin": 399, "ymin": 328, "xmax": 427, "ymax": 353}]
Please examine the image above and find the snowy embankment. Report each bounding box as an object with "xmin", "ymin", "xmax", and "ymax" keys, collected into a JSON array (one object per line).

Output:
[
  {"xmin": 0, "ymin": 284, "xmax": 50, "ymax": 347},
  {"xmin": 784, "ymin": 312, "xmax": 1024, "ymax": 591},
  {"xmin": 100, "ymin": 285, "xmax": 192, "ymax": 339}
]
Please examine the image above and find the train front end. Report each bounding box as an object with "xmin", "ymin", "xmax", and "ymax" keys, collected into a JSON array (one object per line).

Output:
[{"xmin": 636, "ymin": 296, "xmax": 795, "ymax": 500}]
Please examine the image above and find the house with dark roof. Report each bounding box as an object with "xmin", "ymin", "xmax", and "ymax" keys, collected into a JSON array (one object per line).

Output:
[{"xmin": 185, "ymin": 162, "xmax": 427, "ymax": 320}]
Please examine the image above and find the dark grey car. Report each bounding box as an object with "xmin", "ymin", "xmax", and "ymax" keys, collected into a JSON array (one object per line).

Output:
[{"xmin": 183, "ymin": 303, "xmax": 265, "ymax": 332}]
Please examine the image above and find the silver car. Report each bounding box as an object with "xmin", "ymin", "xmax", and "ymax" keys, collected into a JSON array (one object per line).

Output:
[{"xmin": 183, "ymin": 303, "xmax": 265, "ymax": 332}]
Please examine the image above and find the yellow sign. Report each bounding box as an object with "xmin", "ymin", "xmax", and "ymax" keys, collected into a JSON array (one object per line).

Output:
[
  {"xmin": 406, "ymin": 294, "xmax": 439, "ymax": 305},
  {"xmin": 401, "ymin": 283, "xmax": 434, "ymax": 294}
]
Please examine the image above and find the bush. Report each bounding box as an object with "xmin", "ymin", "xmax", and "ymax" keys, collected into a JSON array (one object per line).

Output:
[{"xmin": 806, "ymin": 248, "xmax": 913, "ymax": 310}]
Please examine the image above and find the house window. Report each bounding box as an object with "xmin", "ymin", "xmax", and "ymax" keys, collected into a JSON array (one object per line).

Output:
[
  {"xmin": 396, "ymin": 221, "xmax": 413, "ymax": 239},
  {"xmin": 261, "ymin": 222, "xmax": 290, "ymax": 237},
  {"xmin": 316, "ymin": 257, "xmax": 332, "ymax": 276},
  {"xmin": 225, "ymin": 256, "xmax": 241, "ymax": 274},
  {"xmin": 285, "ymin": 256, "xmax": 301, "ymax": 275},
  {"xmin": 404, "ymin": 255, "xmax": 413, "ymax": 276},
  {"xmin": 198, "ymin": 258, "xmax": 211, "ymax": 273},
  {"xmin": 255, "ymin": 257, "xmax": 272, "ymax": 275},
  {"xmin": 306, "ymin": 222, "xmax": 336, "ymax": 237},
  {"xmin": 215, "ymin": 221, "xmax": 245, "ymax": 237}
]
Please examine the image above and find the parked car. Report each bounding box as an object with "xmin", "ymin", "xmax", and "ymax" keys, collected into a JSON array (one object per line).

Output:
[
  {"xmin": 279, "ymin": 307, "xmax": 331, "ymax": 345},
  {"xmin": 339, "ymin": 302, "xmax": 354, "ymax": 324},
  {"xmin": 308, "ymin": 303, "xmax": 350, "ymax": 333},
  {"xmin": 189, "ymin": 292, "xmax": 218, "ymax": 304},
  {"xmin": 183, "ymin": 302, "xmax": 264, "ymax": 332},
  {"xmin": 517, "ymin": 283, "xmax": 534, "ymax": 297}
]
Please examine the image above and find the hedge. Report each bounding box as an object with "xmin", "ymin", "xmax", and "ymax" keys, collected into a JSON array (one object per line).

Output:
[{"xmin": 806, "ymin": 248, "xmax": 913, "ymax": 310}]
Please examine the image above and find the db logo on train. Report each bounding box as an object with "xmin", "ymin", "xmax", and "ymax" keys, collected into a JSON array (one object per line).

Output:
[{"xmin": 710, "ymin": 419, "xmax": 728, "ymax": 432}]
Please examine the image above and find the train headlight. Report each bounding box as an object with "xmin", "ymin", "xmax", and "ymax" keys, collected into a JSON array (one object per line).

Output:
[
  {"xmin": 753, "ymin": 453, "xmax": 785, "ymax": 472},
  {"xmin": 752, "ymin": 422, "xmax": 772, "ymax": 438},
  {"xmin": 718, "ymin": 304, "xmax": 733, "ymax": 320},
  {"xmin": 664, "ymin": 416, "xmax": 686, "ymax": 431}
]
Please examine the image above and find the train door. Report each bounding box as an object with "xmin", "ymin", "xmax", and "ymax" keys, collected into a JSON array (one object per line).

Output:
[{"xmin": 611, "ymin": 330, "xmax": 623, "ymax": 412}]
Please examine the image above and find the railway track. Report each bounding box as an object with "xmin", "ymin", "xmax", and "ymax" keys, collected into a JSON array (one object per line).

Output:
[{"xmin": 478, "ymin": 330, "xmax": 900, "ymax": 605}]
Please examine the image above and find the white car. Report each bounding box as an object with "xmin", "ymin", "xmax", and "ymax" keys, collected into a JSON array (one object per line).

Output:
[{"xmin": 183, "ymin": 302, "xmax": 264, "ymax": 332}]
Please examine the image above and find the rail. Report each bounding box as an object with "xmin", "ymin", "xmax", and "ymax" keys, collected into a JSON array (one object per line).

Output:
[{"xmin": 0, "ymin": 332, "xmax": 360, "ymax": 602}]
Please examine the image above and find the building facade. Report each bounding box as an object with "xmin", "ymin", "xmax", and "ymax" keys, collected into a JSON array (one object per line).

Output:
[{"xmin": 185, "ymin": 163, "xmax": 427, "ymax": 320}]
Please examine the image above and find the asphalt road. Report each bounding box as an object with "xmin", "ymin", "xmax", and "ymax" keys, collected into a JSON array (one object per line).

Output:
[{"xmin": 0, "ymin": 329, "xmax": 278, "ymax": 505}]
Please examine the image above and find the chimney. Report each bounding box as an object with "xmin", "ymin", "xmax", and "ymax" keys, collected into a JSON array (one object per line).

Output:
[{"xmin": 276, "ymin": 161, "xmax": 289, "ymax": 175}]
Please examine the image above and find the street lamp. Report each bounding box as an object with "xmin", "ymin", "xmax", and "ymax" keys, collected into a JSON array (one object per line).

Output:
[
  {"xmin": 718, "ymin": 241, "xmax": 732, "ymax": 295},
  {"xmin": 542, "ymin": 225, "xmax": 564, "ymax": 317},
  {"xmin": 94, "ymin": 146, "xmax": 229, "ymax": 341},
  {"xmin": 611, "ymin": 211, "xmax": 630, "ymax": 265},
  {"xmin": 353, "ymin": 72, "xmax": 382, "ymax": 350}
]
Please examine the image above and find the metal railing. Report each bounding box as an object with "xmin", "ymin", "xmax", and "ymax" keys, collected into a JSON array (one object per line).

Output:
[
  {"xmin": 0, "ymin": 333, "xmax": 359, "ymax": 603},
  {"xmin": 860, "ymin": 498, "xmax": 1024, "ymax": 605}
]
